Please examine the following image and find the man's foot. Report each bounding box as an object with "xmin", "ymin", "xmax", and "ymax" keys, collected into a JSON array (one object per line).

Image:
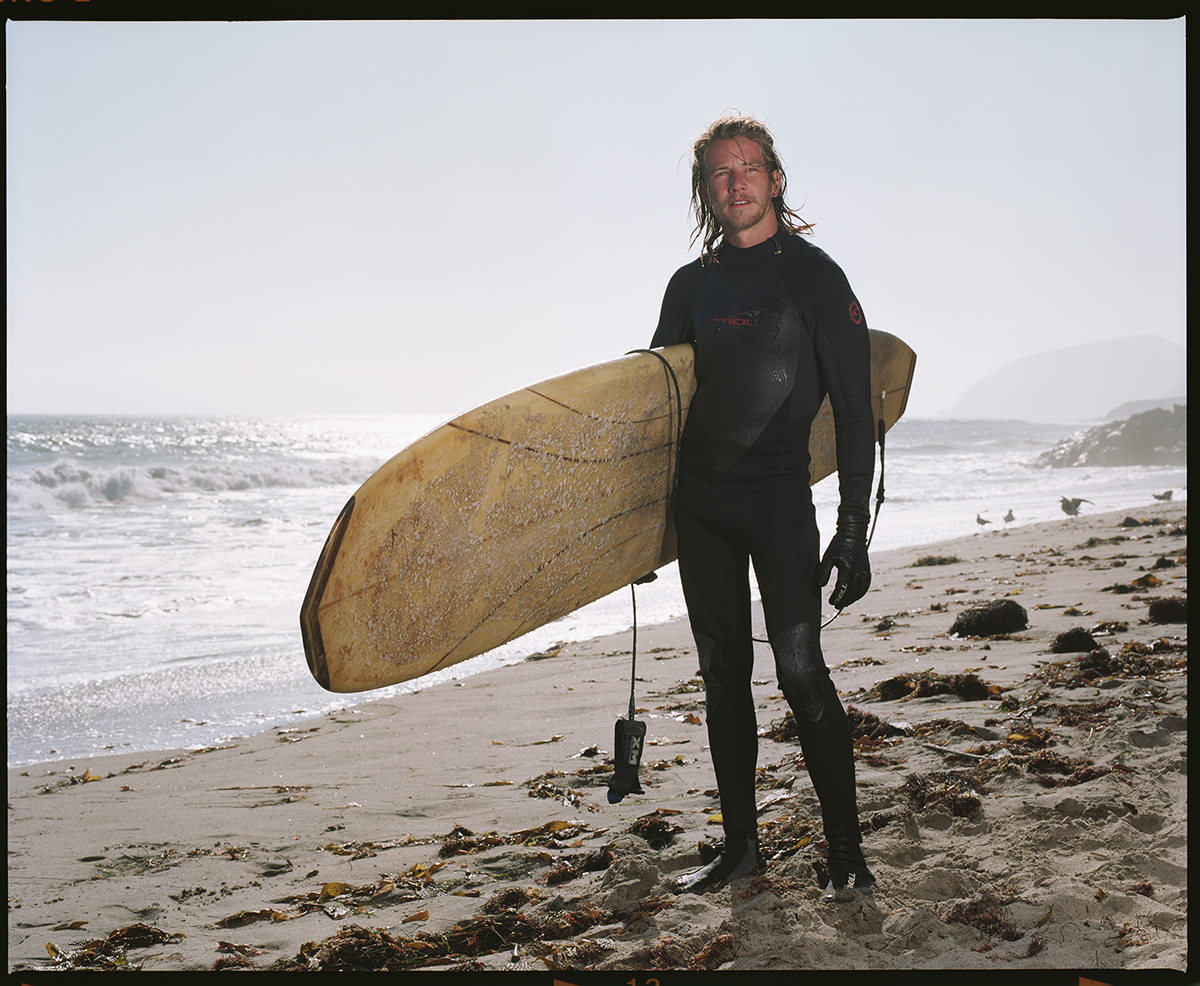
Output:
[
  {"xmin": 816, "ymin": 845, "xmax": 877, "ymax": 902},
  {"xmin": 676, "ymin": 834, "xmax": 764, "ymax": 894}
]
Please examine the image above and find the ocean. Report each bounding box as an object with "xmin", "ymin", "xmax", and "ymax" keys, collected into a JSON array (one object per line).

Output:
[{"xmin": 7, "ymin": 412, "xmax": 1186, "ymax": 768}]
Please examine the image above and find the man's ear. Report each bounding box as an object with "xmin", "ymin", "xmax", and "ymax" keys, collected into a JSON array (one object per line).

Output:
[{"xmin": 771, "ymin": 171, "xmax": 782, "ymax": 198}]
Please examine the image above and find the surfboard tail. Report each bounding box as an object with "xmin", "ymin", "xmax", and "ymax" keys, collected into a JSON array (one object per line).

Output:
[{"xmin": 300, "ymin": 495, "xmax": 356, "ymax": 691}]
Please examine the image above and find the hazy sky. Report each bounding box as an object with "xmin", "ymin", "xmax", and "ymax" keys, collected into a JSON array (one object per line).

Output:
[{"xmin": 7, "ymin": 19, "xmax": 1186, "ymax": 418}]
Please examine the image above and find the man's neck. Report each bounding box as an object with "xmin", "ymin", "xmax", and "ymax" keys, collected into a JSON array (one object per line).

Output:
[{"xmin": 720, "ymin": 212, "xmax": 780, "ymax": 250}]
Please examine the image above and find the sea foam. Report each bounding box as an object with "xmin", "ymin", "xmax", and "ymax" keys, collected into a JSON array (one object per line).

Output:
[{"xmin": 6, "ymin": 456, "xmax": 382, "ymax": 509}]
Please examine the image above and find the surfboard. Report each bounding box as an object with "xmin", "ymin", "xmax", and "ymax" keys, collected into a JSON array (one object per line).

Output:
[{"xmin": 301, "ymin": 330, "xmax": 916, "ymax": 692}]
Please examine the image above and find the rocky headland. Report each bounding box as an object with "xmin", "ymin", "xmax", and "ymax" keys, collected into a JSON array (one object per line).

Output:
[{"xmin": 1036, "ymin": 405, "xmax": 1187, "ymax": 468}]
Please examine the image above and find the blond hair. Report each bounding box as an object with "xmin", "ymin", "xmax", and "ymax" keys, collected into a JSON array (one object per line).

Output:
[{"xmin": 689, "ymin": 115, "xmax": 814, "ymax": 263}]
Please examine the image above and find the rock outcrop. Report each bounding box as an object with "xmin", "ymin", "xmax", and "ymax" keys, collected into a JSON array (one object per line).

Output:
[{"xmin": 1035, "ymin": 405, "xmax": 1187, "ymax": 467}]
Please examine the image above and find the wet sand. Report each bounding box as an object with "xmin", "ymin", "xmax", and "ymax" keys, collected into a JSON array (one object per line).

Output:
[{"xmin": 8, "ymin": 504, "xmax": 1187, "ymax": 975}]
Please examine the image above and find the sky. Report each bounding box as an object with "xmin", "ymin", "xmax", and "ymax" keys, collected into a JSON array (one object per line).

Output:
[{"xmin": 6, "ymin": 18, "xmax": 1186, "ymax": 419}]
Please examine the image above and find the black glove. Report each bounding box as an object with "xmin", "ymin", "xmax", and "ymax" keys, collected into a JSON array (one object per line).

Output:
[{"xmin": 815, "ymin": 507, "xmax": 871, "ymax": 609}]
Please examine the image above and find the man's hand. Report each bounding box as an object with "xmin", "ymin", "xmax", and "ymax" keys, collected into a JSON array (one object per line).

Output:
[{"xmin": 816, "ymin": 508, "xmax": 871, "ymax": 609}]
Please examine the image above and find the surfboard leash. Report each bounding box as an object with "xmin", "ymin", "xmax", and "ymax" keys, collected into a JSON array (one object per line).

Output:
[
  {"xmin": 620, "ymin": 345, "xmax": 685, "ymax": 703},
  {"xmin": 608, "ymin": 578, "xmax": 649, "ymax": 804},
  {"xmin": 608, "ymin": 348, "xmax": 685, "ymax": 806},
  {"xmin": 625, "ymin": 347, "xmax": 685, "ymax": 516},
  {"xmin": 627, "ymin": 581, "xmax": 641, "ymax": 720},
  {"xmin": 866, "ymin": 401, "xmax": 888, "ymax": 551}
]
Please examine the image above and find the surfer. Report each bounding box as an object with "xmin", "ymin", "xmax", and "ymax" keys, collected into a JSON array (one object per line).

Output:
[{"xmin": 650, "ymin": 115, "xmax": 877, "ymax": 899}]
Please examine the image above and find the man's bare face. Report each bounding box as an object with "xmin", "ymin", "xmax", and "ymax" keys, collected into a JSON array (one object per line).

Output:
[{"xmin": 704, "ymin": 137, "xmax": 782, "ymax": 246}]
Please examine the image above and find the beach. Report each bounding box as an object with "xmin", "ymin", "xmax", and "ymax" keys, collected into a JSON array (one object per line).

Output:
[
  {"xmin": 8, "ymin": 503, "xmax": 1187, "ymax": 975},
  {"xmin": 8, "ymin": 411, "xmax": 1188, "ymax": 769}
]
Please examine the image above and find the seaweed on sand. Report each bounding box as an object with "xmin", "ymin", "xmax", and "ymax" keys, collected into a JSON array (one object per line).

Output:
[
  {"xmin": 943, "ymin": 891, "xmax": 1024, "ymax": 941},
  {"xmin": 949, "ymin": 599, "xmax": 1028, "ymax": 637},
  {"xmin": 1031, "ymin": 642, "xmax": 1186, "ymax": 688},
  {"xmin": 756, "ymin": 813, "xmax": 818, "ymax": 861},
  {"xmin": 847, "ymin": 706, "xmax": 910, "ymax": 742},
  {"xmin": 763, "ymin": 705, "xmax": 914, "ymax": 744},
  {"xmin": 539, "ymin": 847, "xmax": 615, "ymax": 886},
  {"xmin": 438, "ymin": 826, "xmax": 508, "ymax": 858},
  {"xmin": 867, "ymin": 670, "xmax": 1001, "ymax": 702},
  {"xmin": 272, "ymin": 900, "xmax": 616, "ymax": 972},
  {"xmin": 627, "ymin": 809, "xmax": 685, "ymax": 849},
  {"xmin": 912, "ymin": 554, "xmax": 962, "ymax": 566},
  {"xmin": 44, "ymin": 923, "xmax": 186, "ymax": 970},
  {"xmin": 900, "ymin": 771, "xmax": 985, "ymax": 818}
]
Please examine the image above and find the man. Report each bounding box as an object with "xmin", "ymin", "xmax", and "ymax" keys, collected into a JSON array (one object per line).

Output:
[{"xmin": 650, "ymin": 115, "xmax": 877, "ymax": 898}]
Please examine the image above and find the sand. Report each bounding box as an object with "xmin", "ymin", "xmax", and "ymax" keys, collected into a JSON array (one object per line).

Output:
[{"xmin": 8, "ymin": 503, "xmax": 1188, "ymax": 976}]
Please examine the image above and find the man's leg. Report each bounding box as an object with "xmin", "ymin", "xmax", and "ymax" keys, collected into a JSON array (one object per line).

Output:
[
  {"xmin": 674, "ymin": 502, "xmax": 764, "ymax": 893},
  {"xmin": 753, "ymin": 481, "xmax": 875, "ymax": 899},
  {"xmin": 773, "ymin": 624, "xmax": 876, "ymax": 897}
]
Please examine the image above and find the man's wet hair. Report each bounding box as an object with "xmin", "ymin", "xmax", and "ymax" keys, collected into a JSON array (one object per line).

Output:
[{"xmin": 689, "ymin": 115, "xmax": 814, "ymax": 264}]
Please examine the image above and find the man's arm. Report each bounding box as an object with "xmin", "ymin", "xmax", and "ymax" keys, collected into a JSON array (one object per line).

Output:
[
  {"xmin": 810, "ymin": 258, "xmax": 875, "ymax": 608},
  {"xmin": 812, "ymin": 271, "xmax": 875, "ymax": 516},
  {"xmin": 649, "ymin": 262, "xmax": 704, "ymax": 349}
]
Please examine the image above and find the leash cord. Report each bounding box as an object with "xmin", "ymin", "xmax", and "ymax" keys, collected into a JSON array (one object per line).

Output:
[
  {"xmin": 622, "ymin": 348, "xmax": 686, "ymax": 720},
  {"xmin": 628, "ymin": 583, "xmax": 638, "ymax": 719},
  {"xmin": 867, "ymin": 410, "xmax": 887, "ymax": 551}
]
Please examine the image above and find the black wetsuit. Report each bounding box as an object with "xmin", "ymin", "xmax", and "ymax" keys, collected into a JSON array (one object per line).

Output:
[{"xmin": 650, "ymin": 229, "xmax": 875, "ymax": 871}]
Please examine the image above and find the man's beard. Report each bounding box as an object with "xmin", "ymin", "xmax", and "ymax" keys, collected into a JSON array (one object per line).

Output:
[{"xmin": 717, "ymin": 196, "xmax": 773, "ymax": 234}]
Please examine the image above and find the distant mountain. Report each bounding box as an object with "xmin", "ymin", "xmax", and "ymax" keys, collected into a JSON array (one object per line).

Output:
[{"xmin": 945, "ymin": 335, "xmax": 1186, "ymax": 422}]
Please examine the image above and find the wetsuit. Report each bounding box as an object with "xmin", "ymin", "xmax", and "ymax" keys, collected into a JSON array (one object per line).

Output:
[{"xmin": 650, "ymin": 229, "xmax": 876, "ymax": 893}]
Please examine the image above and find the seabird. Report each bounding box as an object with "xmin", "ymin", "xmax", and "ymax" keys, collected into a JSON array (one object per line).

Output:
[
  {"xmin": 1152, "ymin": 490, "xmax": 1173, "ymax": 501},
  {"xmin": 976, "ymin": 513, "xmax": 992, "ymax": 527},
  {"xmin": 1060, "ymin": 497, "xmax": 1093, "ymax": 516},
  {"xmin": 1003, "ymin": 510, "xmax": 1015, "ymax": 524}
]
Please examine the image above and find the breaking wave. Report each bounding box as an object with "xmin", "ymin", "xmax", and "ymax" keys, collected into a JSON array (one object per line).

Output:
[{"xmin": 6, "ymin": 456, "xmax": 383, "ymax": 509}]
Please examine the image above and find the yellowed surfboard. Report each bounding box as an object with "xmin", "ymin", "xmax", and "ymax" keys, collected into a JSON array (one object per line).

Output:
[{"xmin": 301, "ymin": 331, "xmax": 915, "ymax": 692}]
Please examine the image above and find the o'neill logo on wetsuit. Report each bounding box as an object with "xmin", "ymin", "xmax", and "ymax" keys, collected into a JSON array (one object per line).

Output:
[
  {"xmin": 711, "ymin": 310, "xmax": 761, "ymax": 326},
  {"xmin": 848, "ymin": 302, "xmax": 863, "ymax": 325}
]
